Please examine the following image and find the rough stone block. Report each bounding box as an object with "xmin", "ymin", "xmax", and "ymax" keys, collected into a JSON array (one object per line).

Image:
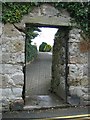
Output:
[
  {"xmin": 69, "ymin": 42, "xmax": 79, "ymax": 56},
  {"xmin": 7, "ymin": 78, "xmax": 16, "ymax": 87},
  {"xmin": 11, "ymin": 72, "xmax": 24, "ymax": 86},
  {"xmin": 69, "ymin": 54, "xmax": 88, "ymax": 64},
  {"xmin": 13, "ymin": 52, "xmax": 25, "ymax": 63},
  {"xmin": 80, "ymin": 100, "xmax": 90, "ymax": 105},
  {"xmin": 69, "ymin": 38, "xmax": 80, "ymax": 43},
  {"xmin": 81, "ymin": 87, "xmax": 90, "ymax": 93},
  {"xmin": 69, "ymin": 64, "xmax": 83, "ymax": 80},
  {"xmin": 69, "ymin": 86, "xmax": 84, "ymax": 97},
  {"xmin": 0, "ymin": 53, "xmax": 2, "ymax": 64},
  {"xmin": 0, "ymin": 74, "xmax": 2, "ymax": 87},
  {"xmin": 2, "ymin": 52, "xmax": 25, "ymax": 64},
  {"xmin": 82, "ymin": 94, "xmax": 90, "ymax": 100},
  {"xmin": 3, "ymin": 23, "xmax": 21, "ymax": 37},
  {"xmin": 10, "ymin": 99, "xmax": 24, "ymax": 111},
  {"xmin": 0, "ymin": 97, "xmax": 9, "ymax": 106},
  {"xmin": 1, "ymin": 64, "xmax": 22, "ymax": 74},
  {"xmin": 83, "ymin": 64, "xmax": 88, "ymax": 76},
  {"xmin": 80, "ymin": 76, "xmax": 88, "ymax": 86},
  {"xmin": 69, "ymin": 28, "xmax": 81, "ymax": 35},
  {"xmin": 2, "ymin": 39, "xmax": 25, "ymax": 53},
  {"xmin": 12, "ymin": 88, "xmax": 22, "ymax": 97},
  {"xmin": 40, "ymin": 4, "xmax": 59, "ymax": 16},
  {"xmin": 1, "ymin": 74, "xmax": 10, "ymax": 88},
  {"xmin": 2, "ymin": 88, "xmax": 12, "ymax": 98}
]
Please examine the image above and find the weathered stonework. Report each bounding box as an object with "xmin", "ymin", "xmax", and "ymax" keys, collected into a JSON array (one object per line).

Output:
[
  {"xmin": 51, "ymin": 27, "xmax": 69, "ymax": 101},
  {"xmin": 1, "ymin": 23, "xmax": 25, "ymax": 111},
  {"xmin": 1, "ymin": 4, "xmax": 89, "ymax": 111},
  {"xmin": 68, "ymin": 28, "xmax": 89, "ymax": 105}
]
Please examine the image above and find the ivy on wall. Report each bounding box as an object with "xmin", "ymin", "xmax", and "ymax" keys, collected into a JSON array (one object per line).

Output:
[{"xmin": 2, "ymin": 2, "xmax": 90, "ymax": 39}]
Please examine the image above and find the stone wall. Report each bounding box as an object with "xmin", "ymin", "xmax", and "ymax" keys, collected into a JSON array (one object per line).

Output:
[
  {"xmin": 1, "ymin": 23, "xmax": 25, "ymax": 111},
  {"xmin": 68, "ymin": 28, "xmax": 89, "ymax": 105},
  {"xmin": 1, "ymin": 3, "xmax": 71, "ymax": 111},
  {"xmin": 1, "ymin": 4, "xmax": 89, "ymax": 111}
]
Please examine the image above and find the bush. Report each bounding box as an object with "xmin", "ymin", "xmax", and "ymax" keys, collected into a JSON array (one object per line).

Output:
[
  {"xmin": 44, "ymin": 44, "xmax": 52, "ymax": 52},
  {"xmin": 39, "ymin": 42, "xmax": 52, "ymax": 52},
  {"xmin": 39, "ymin": 42, "xmax": 47, "ymax": 52}
]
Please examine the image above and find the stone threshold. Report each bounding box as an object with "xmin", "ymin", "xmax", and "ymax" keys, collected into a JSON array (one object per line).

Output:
[{"xmin": 23, "ymin": 104, "xmax": 74, "ymax": 111}]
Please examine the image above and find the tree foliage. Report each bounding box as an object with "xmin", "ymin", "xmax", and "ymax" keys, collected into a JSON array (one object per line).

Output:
[
  {"xmin": 54, "ymin": 2, "xmax": 89, "ymax": 39},
  {"xmin": 2, "ymin": 2, "xmax": 90, "ymax": 39},
  {"xmin": 26, "ymin": 26, "xmax": 41, "ymax": 62},
  {"xmin": 26, "ymin": 26, "xmax": 41, "ymax": 43}
]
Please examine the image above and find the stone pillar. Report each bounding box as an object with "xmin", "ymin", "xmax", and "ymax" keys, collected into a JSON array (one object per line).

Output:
[
  {"xmin": 1, "ymin": 23, "xmax": 25, "ymax": 111},
  {"xmin": 51, "ymin": 27, "xmax": 69, "ymax": 101},
  {"xmin": 68, "ymin": 28, "xmax": 89, "ymax": 105}
]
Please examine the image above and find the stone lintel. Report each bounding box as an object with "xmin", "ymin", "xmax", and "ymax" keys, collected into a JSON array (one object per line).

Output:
[{"xmin": 22, "ymin": 16, "xmax": 73, "ymax": 27}]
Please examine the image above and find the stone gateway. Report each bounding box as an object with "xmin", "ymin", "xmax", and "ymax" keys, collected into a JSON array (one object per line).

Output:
[{"xmin": 0, "ymin": 4, "xmax": 89, "ymax": 111}]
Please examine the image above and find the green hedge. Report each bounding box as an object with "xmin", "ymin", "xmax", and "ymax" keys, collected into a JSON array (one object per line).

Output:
[
  {"xmin": 39, "ymin": 42, "xmax": 52, "ymax": 52},
  {"xmin": 44, "ymin": 44, "xmax": 52, "ymax": 52},
  {"xmin": 26, "ymin": 43, "xmax": 37, "ymax": 62}
]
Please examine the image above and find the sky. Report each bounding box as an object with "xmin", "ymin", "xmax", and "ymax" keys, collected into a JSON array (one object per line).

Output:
[{"xmin": 31, "ymin": 27, "xmax": 58, "ymax": 50}]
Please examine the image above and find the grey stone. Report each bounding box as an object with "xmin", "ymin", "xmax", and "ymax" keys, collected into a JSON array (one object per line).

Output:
[
  {"xmin": 82, "ymin": 87, "xmax": 90, "ymax": 93},
  {"xmin": 69, "ymin": 64, "xmax": 83, "ymax": 80},
  {"xmin": 40, "ymin": 4, "xmax": 59, "ymax": 16},
  {"xmin": 80, "ymin": 76, "xmax": 88, "ymax": 86},
  {"xmin": 1, "ymin": 74, "xmax": 10, "ymax": 88},
  {"xmin": 67, "ymin": 96, "xmax": 80, "ymax": 106},
  {"xmin": 69, "ymin": 28, "xmax": 81, "ymax": 35},
  {"xmin": 0, "ymin": 97, "xmax": 9, "ymax": 106},
  {"xmin": 10, "ymin": 99, "xmax": 24, "ymax": 111},
  {"xmin": 7, "ymin": 79, "xmax": 16, "ymax": 87},
  {"xmin": 80, "ymin": 100, "xmax": 90, "ymax": 105},
  {"xmin": 1, "ymin": 64, "xmax": 22, "ymax": 74},
  {"xmin": 13, "ymin": 52, "xmax": 25, "ymax": 63},
  {"xmin": 69, "ymin": 42, "xmax": 79, "ymax": 56},
  {"xmin": 2, "ymin": 52, "xmax": 25, "ymax": 64},
  {"xmin": 11, "ymin": 72, "xmax": 24, "ymax": 85},
  {"xmin": 0, "ymin": 53, "xmax": 2, "ymax": 64},
  {"xmin": 2, "ymin": 88, "xmax": 13, "ymax": 98},
  {"xmin": 82, "ymin": 94, "xmax": 90, "ymax": 100},
  {"xmin": 69, "ymin": 86, "xmax": 84, "ymax": 97},
  {"xmin": 83, "ymin": 64, "xmax": 88, "ymax": 76},
  {"xmin": 2, "ymin": 53, "xmax": 11, "ymax": 63},
  {"xmin": 12, "ymin": 88, "xmax": 22, "ymax": 97},
  {"xmin": 3, "ymin": 23, "xmax": 22, "ymax": 37},
  {"xmin": 76, "ymin": 87, "xmax": 84, "ymax": 97},
  {"xmin": 0, "ymin": 71, "xmax": 1, "ymax": 83},
  {"xmin": 2, "ymin": 39, "xmax": 25, "ymax": 53}
]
